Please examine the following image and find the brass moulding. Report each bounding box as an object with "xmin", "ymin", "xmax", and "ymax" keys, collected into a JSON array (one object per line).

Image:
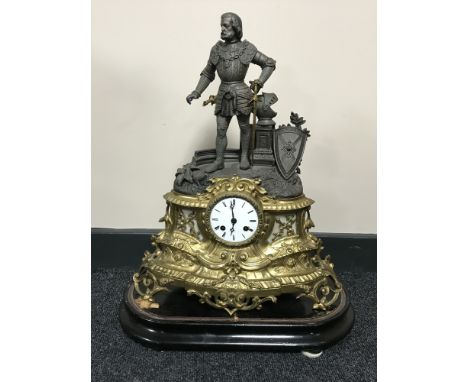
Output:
[
  {"xmin": 164, "ymin": 176, "xmax": 315, "ymax": 211},
  {"xmin": 133, "ymin": 177, "xmax": 343, "ymax": 316}
]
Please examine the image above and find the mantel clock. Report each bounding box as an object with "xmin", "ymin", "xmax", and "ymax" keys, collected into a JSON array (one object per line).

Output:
[{"xmin": 119, "ymin": 12, "xmax": 354, "ymax": 352}]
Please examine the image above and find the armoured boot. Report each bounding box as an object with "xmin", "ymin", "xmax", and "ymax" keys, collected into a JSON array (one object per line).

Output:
[
  {"xmin": 205, "ymin": 147, "xmax": 225, "ymax": 173},
  {"xmin": 239, "ymin": 128, "xmax": 251, "ymax": 170},
  {"xmin": 205, "ymin": 159, "xmax": 224, "ymax": 173}
]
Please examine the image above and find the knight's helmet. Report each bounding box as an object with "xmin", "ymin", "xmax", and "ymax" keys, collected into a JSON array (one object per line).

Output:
[{"xmin": 256, "ymin": 92, "xmax": 278, "ymax": 126}]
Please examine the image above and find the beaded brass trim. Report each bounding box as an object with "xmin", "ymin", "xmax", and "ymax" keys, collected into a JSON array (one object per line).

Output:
[
  {"xmin": 165, "ymin": 191, "xmax": 313, "ymax": 211},
  {"xmin": 164, "ymin": 176, "xmax": 314, "ymax": 211}
]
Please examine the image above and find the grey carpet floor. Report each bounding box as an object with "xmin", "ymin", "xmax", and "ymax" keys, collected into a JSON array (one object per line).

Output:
[{"xmin": 92, "ymin": 268, "xmax": 376, "ymax": 382}]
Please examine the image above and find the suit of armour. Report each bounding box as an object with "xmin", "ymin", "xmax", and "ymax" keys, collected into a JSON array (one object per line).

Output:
[{"xmin": 192, "ymin": 39, "xmax": 276, "ymax": 171}]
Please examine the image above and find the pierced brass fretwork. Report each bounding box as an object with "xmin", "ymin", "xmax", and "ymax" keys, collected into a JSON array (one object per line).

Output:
[{"xmin": 272, "ymin": 215, "xmax": 296, "ymax": 241}]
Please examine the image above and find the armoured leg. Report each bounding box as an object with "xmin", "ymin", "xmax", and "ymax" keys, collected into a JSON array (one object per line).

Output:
[
  {"xmin": 205, "ymin": 115, "xmax": 231, "ymax": 173},
  {"xmin": 238, "ymin": 114, "xmax": 251, "ymax": 170}
]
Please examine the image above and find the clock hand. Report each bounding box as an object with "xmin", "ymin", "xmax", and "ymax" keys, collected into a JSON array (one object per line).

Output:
[
  {"xmin": 230, "ymin": 199, "xmax": 236, "ymax": 220},
  {"xmin": 230, "ymin": 199, "xmax": 237, "ymax": 236}
]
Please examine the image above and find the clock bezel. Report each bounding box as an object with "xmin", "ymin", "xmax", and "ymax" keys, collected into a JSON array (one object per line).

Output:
[{"xmin": 205, "ymin": 192, "xmax": 263, "ymax": 247}]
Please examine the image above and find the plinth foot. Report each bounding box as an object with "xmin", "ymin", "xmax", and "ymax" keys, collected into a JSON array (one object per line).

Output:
[
  {"xmin": 302, "ymin": 350, "xmax": 324, "ymax": 358},
  {"xmin": 119, "ymin": 284, "xmax": 354, "ymax": 351}
]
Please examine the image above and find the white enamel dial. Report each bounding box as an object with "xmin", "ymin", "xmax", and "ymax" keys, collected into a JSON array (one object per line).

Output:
[{"xmin": 209, "ymin": 197, "xmax": 259, "ymax": 245}]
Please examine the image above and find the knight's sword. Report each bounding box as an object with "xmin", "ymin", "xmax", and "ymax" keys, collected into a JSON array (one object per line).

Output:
[
  {"xmin": 202, "ymin": 95, "xmax": 216, "ymax": 106},
  {"xmin": 250, "ymin": 82, "xmax": 260, "ymax": 162}
]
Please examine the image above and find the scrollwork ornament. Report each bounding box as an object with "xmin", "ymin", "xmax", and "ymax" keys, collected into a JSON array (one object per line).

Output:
[
  {"xmin": 187, "ymin": 289, "xmax": 277, "ymax": 317},
  {"xmin": 204, "ymin": 176, "xmax": 269, "ymax": 202},
  {"xmin": 297, "ymin": 274, "xmax": 342, "ymax": 311},
  {"xmin": 133, "ymin": 267, "xmax": 170, "ymax": 309}
]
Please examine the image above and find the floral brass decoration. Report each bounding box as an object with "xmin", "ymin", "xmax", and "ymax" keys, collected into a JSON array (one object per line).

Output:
[
  {"xmin": 176, "ymin": 210, "xmax": 194, "ymax": 232},
  {"xmin": 158, "ymin": 203, "xmax": 173, "ymax": 228},
  {"xmin": 187, "ymin": 289, "xmax": 277, "ymax": 317},
  {"xmin": 133, "ymin": 269, "xmax": 169, "ymax": 310},
  {"xmin": 132, "ymin": 177, "xmax": 343, "ymax": 316},
  {"xmin": 176, "ymin": 209, "xmax": 198, "ymax": 237},
  {"xmin": 304, "ymin": 208, "xmax": 315, "ymax": 231},
  {"xmin": 272, "ymin": 215, "xmax": 296, "ymax": 241},
  {"xmin": 296, "ymin": 252, "xmax": 343, "ymax": 310},
  {"xmin": 163, "ymin": 176, "xmax": 314, "ymax": 211}
]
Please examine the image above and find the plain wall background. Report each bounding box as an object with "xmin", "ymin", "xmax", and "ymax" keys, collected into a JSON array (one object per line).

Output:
[{"xmin": 92, "ymin": 0, "xmax": 376, "ymax": 233}]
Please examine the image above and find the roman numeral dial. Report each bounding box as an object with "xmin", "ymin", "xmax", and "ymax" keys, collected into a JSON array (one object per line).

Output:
[{"xmin": 209, "ymin": 196, "xmax": 260, "ymax": 245}]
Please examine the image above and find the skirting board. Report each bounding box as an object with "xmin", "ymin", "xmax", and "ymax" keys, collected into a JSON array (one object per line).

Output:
[{"xmin": 91, "ymin": 228, "xmax": 376, "ymax": 272}]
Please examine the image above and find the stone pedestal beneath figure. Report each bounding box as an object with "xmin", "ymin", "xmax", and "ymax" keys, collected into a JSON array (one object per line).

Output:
[
  {"xmin": 252, "ymin": 124, "xmax": 275, "ymax": 166},
  {"xmin": 251, "ymin": 92, "xmax": 278, "ymax": 166}
]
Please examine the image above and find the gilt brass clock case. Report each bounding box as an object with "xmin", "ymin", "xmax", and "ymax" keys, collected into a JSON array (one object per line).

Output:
[{"xmin": 130, "ymin": 176, "xmax": 344, "ymax": 317}]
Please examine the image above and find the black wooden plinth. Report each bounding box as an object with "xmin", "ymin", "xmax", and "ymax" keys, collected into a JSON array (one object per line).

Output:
[{"xmin": 119, "ymin": 284, "xmax": 354, "ymax": 351}]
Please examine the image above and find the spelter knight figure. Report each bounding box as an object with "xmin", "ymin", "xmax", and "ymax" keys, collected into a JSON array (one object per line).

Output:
[{"xmin": 186, "ymin": 12, "xmax": 276, "ymax": 173}]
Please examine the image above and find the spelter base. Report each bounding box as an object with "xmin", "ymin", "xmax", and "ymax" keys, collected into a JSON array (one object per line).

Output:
[{"xmin": 119, "ymin": 284, "xmax": 354, "ymax": 351}]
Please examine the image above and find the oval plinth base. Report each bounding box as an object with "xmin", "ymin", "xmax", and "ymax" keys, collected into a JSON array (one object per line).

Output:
[{"xmin": 119, "ymin": 283, "xmax": 354, "ymax": 351}]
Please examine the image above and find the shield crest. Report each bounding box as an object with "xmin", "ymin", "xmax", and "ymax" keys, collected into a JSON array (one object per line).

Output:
[{"xmin": 273, "ymin": 123, "xmax": 308, "ymax": 179}]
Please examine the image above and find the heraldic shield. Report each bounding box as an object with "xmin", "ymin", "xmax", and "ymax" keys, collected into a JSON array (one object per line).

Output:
[{"xmin": 273, "ymin": 121, "xmax": 309, "ymax": 179}]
